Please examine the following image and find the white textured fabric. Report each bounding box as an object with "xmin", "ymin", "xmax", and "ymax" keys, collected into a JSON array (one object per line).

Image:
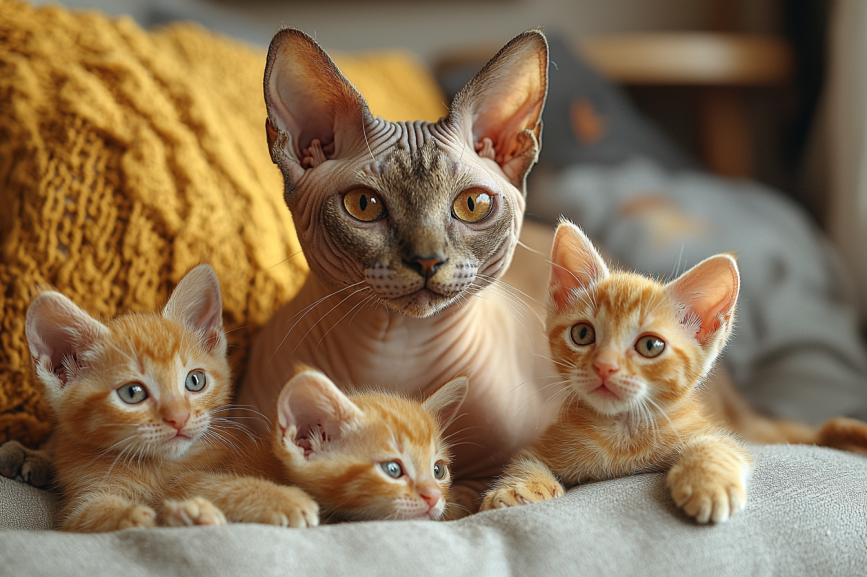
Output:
[{"xmin": 1, "ymin": 445, "xmax": 865, "ymax": 576}]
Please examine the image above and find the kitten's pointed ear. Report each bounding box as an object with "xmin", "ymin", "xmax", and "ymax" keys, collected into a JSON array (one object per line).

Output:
[
  {"xmin": 264, "ymin": 28, "xmax": 373, "ymax": 183},
  {"xmin": 277, "ymin": 368, "xmax": 363, "ymax": 459},
  {"xmin": 666, "ymin": 254, "xmax": 740, "ymax": 345},
  {"xmin": 423, "ymin": 376, "xmax": 469, "ymax": 430},
  {"xmin": 448, "ymin": 29, "xmax": 548, "ymax": 191},
  {"xmin": 162, "ymin": 264, "xmax": 225, "ymax": 353},
  {"xmin": 26, "ymin": 292, "xmax": 109, "ymax": 394},
  {"xmin": 549, "ymin": 221, "xmax": 609, "ymax": 313}
]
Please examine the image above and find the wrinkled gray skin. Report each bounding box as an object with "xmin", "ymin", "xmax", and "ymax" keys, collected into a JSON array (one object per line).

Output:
[{"xmin": 239, "ymin": 28, "xmax": 557, "ymax": 513}]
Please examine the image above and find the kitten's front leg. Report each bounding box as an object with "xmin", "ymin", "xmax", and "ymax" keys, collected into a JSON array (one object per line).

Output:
[
  {"xmin": 0, "ymin": 440, "xmax": 52, "ymax": 487},
  {"xmin": 62, "ymin": 494, "xmax": 157, "ymax": 532},
  {"xmin": 667, "ymin": 433, "xmax": 752, "ymax": 524},
  {"xmin": 480, "ymin": 453, "xmax": 565, "ymax": 511},
  {"xmin": 168, "ymin": 472, "xmax": 319, "ymax": 528}
]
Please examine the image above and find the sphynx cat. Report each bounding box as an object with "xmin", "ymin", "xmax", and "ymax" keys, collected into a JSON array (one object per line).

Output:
[{"xmin": 238, "ymin": 28, "xmax": 760, "ymax": 514}]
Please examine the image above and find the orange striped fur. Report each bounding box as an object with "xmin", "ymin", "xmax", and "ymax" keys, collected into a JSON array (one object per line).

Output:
[
  {"xmin": 263, "ymin": 367, "xmax": 468, "ymax": 522},
  {"xmin": 482, "ymin": 222, "xmax": 751, "ymax": 523},
  {"xmin": 24, "ymin": 265, "xmax": 317, "ymax": 531}
]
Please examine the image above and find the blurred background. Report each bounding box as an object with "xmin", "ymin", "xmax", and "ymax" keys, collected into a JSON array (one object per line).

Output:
[
  {"xmin": 31, "ymin": 0, "xmax": 839, "ymax": 272},
  {"xmin": 22, "ymin": 0, "xmax": 867, "ymax": 424}
]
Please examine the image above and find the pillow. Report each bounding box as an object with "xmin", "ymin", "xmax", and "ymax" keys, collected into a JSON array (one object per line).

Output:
[{"xmin": 0, "ymin": 0, "xmax": 447, "ymax": 446}]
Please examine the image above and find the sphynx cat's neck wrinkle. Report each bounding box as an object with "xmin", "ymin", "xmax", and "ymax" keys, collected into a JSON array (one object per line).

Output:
[{"xmin": 239, "ymin": 273, "xmax": 496, "ymax": 422}]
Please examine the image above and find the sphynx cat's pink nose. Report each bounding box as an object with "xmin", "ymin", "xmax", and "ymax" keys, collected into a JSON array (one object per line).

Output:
[
  {"xmin": 593, "ymin": 360, "xmax": 619, "ymax": 380},
  {"xmin": 404, "ymin": 255, "xmax": 445, "ymax": 278},
  {"xmin": 420, "ymin": 488, "xmax": 442, "ymax": 508}
]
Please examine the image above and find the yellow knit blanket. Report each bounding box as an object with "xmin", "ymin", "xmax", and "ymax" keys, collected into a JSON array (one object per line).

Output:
[{"xmin": 0, "ymin": 0, "xmax": 447, "ymax": 446}]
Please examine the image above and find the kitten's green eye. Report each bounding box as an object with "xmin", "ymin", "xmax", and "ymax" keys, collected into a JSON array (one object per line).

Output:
[
  {"xmin": 343, "ymin": 188, "xmax": 386, "ymax": 222},
  {"xmin": 381, "ymin": 461, "xmax": 403, "ymax": 479},
  {"xmin": 570, "ymin": 323, "xmax": 596, "ymax": 346},
  {"xmin": 185, "ymin": 370, "xmax": 207, "ymax": 392},
  {"xmin": 117, "ymin": 383, "xmax": 148, "ymax": 404},
  {"xmin": 433, "ymin": 461, "xmax": 447, "ymax": 480},
  {"xmin": 636, "ymin": 336, "xmax": 666, "ymax": 358},
  {"xmin": 452, "ymin": 188, "xmax": 494, "ymax": 223}
]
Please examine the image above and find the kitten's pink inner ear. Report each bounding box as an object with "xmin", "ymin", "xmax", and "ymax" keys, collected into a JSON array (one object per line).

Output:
[
  {"xmin": 265, "ymin": 28, "xmax": 371, "ymax": 165},
  {"xmin": 549, "ymin": 221, "xmax": 609, "ymax": 312},
  {"xmin": 449, "ymin": 30, "xmax": 548, "ymax": 186},
  {"xmin": 25, "ymin": 292, "xmax": 108, "ymax": 385},
  {"xmin": 422, "ymin": 376, "xmax": 469, "ymax": 429},
  {"xmin": 667, "ymin": 254, "xmax": 740, "ymax": 344},
  {"xmin": 162, "ymin": 264, "xmax": 224, "ymax": 351},
  {"xmin": 277, "ymin": 370, "xmax": 363, "ymax": 457}
]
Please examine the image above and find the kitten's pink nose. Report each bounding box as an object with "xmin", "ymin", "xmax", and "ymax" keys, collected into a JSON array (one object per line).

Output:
[
  {"xmin": 593, "ymin": 359, "xmax": 619, "ymax": 380},
  {"xmin": 162, "ymin": 409, "xmax": 190, "ymax": 431},
  {"xmin": 419, "ymin": 488, "xmax": 442, "ymax": 509}
]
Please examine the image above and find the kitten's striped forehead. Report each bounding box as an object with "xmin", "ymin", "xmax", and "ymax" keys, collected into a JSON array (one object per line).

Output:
[
  {"xmin": 596, "ymin": 276, "xmax": 671, "ymax": 325},
  {"xmin": 355, "ymin": 393, "xmax": 443, "ymax": 449},
  {"xmin": 567, "ymin": 273, "xmax": 673, "ymax": 333},
  {"xmin": 107, "ymin": 314, "xmax": 198, "ymax": 362}
]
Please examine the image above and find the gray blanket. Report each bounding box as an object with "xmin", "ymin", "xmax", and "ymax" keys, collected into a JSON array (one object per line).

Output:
[{"xmin": 2, "ymin": 444, "xmax": 865, "ymax": 576}]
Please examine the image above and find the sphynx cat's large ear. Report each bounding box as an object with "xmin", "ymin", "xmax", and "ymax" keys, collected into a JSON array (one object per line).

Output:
[
  {"xmin": 162, "ymin": 264, "xmax": 225, "ymax": 353},
  {"xmin": 448, "ymin": 29, "xmax": 548, "ymax": 191},
  {"xmin": 423, "ymin": 376, "xmax": 469, "ymax": 430},
  {"xmin": 264, "ymin": 28, "xmax": 373, "ymax": 181},
  {"xmin": 26, "ymin": 291, "xmax": 109, "ymax": 399},
  {"xmin": 548, "ymin": 220, "xmax": 609, "ymax": 314},
  {"xmin": 277, "ymin": 368, "xmax": 364, "ymax": 459},
  {"xmin": 666, "ymin": 254, "xmax": 740, "ymax": 346}
]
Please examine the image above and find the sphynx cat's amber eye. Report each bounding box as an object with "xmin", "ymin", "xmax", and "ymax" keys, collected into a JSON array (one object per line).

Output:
[
  {"xmin": 343, "ymin": 188, "xmax": 386, "ymax": 222},
  {"xmin": 452, "ymin": 188, "xmax": 494, "ymax": 223}
]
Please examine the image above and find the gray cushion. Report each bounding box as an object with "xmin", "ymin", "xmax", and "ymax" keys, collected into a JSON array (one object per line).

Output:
[
  {"xmin": 1, "ymin": 445, "xmax": 865, "ymax": 576},
  {"xmin": 0, "ymin": 473, "xmax": 56, "ymax": 531}
]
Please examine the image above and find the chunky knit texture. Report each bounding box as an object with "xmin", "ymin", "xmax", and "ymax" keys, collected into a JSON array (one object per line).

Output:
[{"xmin": 0, "ymin": 0, "xmax": 447, "ymax": 446}]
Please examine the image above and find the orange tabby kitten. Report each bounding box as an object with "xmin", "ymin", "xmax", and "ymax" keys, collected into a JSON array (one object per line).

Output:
[
  {"xmin": 481, "ymin": 222, "xmax": 751, "ymax": 523},
  {"xmin": 255, "ymin": 367, "xmax": 468, "ymax": 522},
  {"xmin": 25, "ymin": 265, "xmax": 317, "ymax": 531}
]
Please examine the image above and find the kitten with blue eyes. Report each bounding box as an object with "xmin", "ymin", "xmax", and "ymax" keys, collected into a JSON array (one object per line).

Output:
[
  {"xmin": 481, "ymin": 222, "xmax": 867, "ymax": 523},
  {"xmin": 481, "ymin": 222, "xmax": 752, "ymax": 523},
  {"xmin": 259, "ymin": 367, "xmax": 468, "ymax": 522},
  {"xmin": 8, "ymin": 265, "xmax": 318, "ymax": 532}
]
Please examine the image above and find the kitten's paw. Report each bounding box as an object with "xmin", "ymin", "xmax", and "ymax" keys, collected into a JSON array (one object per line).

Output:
[
  {"xmin": 480, "ymin": 477, "xmax": 564, "ymax": 511},
  {"xmin": 247, "ymin": 486, "xmax": 319, "ymax": 528},
  {"xmin": 163, "ymin": 497, "xmax": 227, "ymax": 528},
  {"xmin": 667, "ymin": 462, "xmax": 747, "ymax": 524},
  {"xmin": 118, "ymin": 504, "xmax": 158, "ymax": 530},
  {"xmin": 0, "ymin": 441, "xmax": 52, "ymax": 487}
]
